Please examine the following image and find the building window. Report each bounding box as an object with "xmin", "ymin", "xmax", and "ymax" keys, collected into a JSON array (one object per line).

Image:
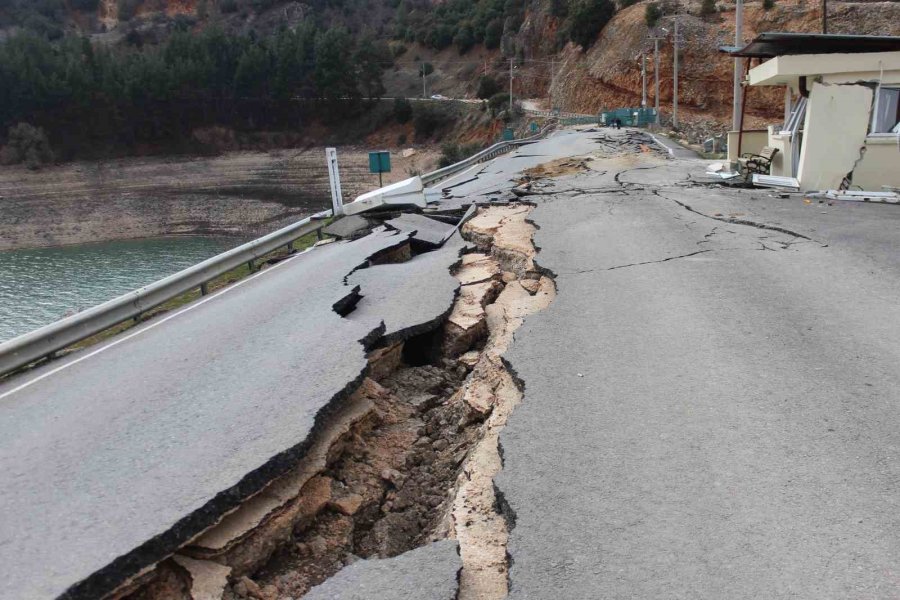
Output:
[{"xmin": 871, "ymin": 87, "xmax": 900, "ymax": 134}]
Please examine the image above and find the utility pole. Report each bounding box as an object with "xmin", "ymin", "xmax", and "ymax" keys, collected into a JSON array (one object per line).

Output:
[
  {"xmin": 822, "ymin": 0, "xmax": 828, "ymax": 33},
  {"xmin": 673, "ymin": 20, "xmax": 679, "ymax": 128},
  {"xmin": 654, "ymin": 37, "xmax": 661, "ymax": 125},
  {"xmin": 509, "ymin": 58, "xmax": 514, "ymax": 111},
  {"xmin": 422, "ymin": 62, "xmax": 426, "ymax": 99},
  {"xmin": 641, "ymin": 52, "xmax": 647, "ymax": 108},
  {"xmin": 549, "ymin": 59, "xmax": 555, "ymax": 114},
  {"xmin": 732, "ymin": 0, "xmax": 744, "ymax": 130}
]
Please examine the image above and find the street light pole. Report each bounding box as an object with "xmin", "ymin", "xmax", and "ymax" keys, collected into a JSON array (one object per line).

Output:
[{"xmin": 422, "ymin": 62, "xmax": 426, "ymax": 99}]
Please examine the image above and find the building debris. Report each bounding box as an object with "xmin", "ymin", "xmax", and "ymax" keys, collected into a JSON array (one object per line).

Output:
[
  {"xmin": 808, "ymin": 190, "xmax": 900, "ymax": 204},
  {"xmin": 752, "ymin": 174, "xmax": 800, "ymax": 190}
]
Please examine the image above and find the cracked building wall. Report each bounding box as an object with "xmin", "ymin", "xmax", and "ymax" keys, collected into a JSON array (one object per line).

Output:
[
  {"xmin": 852, "ymin": 137, "xmax": 900, "ymax": 191},
  {"xmin": 797, "ymin": 82, "xmax": 874, "ymax": 191}
]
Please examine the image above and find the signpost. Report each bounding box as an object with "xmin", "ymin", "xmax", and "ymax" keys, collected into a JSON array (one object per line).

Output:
[
  {"xmin": 326, "ymin": 147, "xmax": 343, "ymax": 216},
  {"xmin": 368, "ymin": 151, "xmax": 391, "ymax": 187}
]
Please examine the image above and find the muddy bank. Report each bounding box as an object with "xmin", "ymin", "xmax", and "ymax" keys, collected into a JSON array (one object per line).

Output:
[{"xmin": 0, "ymin": 147, "xmax": 439, "ymax": 251}]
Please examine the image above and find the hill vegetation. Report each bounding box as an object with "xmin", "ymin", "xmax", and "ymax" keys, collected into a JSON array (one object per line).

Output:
[
  {"xmin": 2, "ymin": 0, "xmax": 900, "ymax": 162},
  {"xmin": 0, "ymin": 23, "xmax": 395, "ymax": 162},
  {"xmin": 397, "ymin": 0, "xmax": 616, "ymax": 55}
]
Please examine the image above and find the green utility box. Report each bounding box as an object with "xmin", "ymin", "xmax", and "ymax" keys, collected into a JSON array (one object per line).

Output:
[{"xmin": 368, "ymin": 151, "xmax": 391, "ymax": 174}]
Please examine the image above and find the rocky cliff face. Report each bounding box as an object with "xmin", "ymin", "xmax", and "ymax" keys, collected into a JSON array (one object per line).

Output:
[{"xmin": 546, "ymin": 0, "xmax": 900, "ymax": 134}]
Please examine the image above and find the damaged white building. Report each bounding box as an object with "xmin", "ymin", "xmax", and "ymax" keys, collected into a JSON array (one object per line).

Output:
[{"xmin": 723, "ymin": 33, "xmax": 900, "ymax": 192}]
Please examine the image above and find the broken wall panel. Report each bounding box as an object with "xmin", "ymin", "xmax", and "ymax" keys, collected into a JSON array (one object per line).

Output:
[{"xmin": 797, "ymin": 82, "xmax": 873, "ymax": 191}]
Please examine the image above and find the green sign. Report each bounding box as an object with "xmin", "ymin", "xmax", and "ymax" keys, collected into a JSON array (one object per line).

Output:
[
  {"xmin": 502, "ymin": 128, "xmax": 515, "ymax": 141},
  {"xmin": 368, "ymin": 151, "xmax": 391, "ymax": 174},
  {"xmin": 530, "ymin": 121, "xmax": 539, "ymax": 133}
]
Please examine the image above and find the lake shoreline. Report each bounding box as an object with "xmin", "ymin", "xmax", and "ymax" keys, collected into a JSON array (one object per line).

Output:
[
  {"xmin": 0, "ymin": 235, "xmax": 245, "ymax": 343},
  {"xmin": 0, "ymin": 147, "xmax": 438, "ymax": 251}
]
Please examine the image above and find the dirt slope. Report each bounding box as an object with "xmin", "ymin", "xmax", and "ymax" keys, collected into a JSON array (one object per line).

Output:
[{"xmin": 550, "ymin": 0, "xmax": 900, "ymax": 132}]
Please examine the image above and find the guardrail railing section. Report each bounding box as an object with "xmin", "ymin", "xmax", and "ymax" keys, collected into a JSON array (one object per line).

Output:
[{"xmin": 0, "ymin": 122, "xmax": 556, "ymax": 377}]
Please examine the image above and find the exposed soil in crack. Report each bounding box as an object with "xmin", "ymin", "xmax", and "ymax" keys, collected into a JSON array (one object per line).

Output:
[
  {"xmin": 117, "ymin": 203, "xmax": 555, "ymax": 600},
  {"xmin": 521, "ymin": 157, "xmax": 591, "ymax": 179},
  {"xmin": 441, "ymin": 205, "xmax": 555, "ymax": 600}
]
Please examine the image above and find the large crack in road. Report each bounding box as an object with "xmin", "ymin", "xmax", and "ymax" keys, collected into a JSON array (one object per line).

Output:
[
  {"xmin": 13, "ymin": 127, "xmax": 899, "ymax": 600},
  {"xmin": 114, "ymin": 204, "xmax": 555, "ymax": 600}
]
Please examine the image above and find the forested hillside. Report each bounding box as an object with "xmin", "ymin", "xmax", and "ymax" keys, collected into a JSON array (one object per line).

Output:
[
  {"xmin": 1, "ymin": 0, "xmax": 899, "ymax": 164},
  {"xmin": 0, "ymin": 25, "xmax": 395, "ymax": 162}
]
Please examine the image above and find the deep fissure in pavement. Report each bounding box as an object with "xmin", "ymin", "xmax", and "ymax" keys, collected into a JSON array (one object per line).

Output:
[{"xmin": 120, "ymin": 205, "xmax": 555, "ymax": 600}]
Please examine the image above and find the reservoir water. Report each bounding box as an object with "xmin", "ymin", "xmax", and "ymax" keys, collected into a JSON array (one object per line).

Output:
[{"xmin": 0, "ymin": 236, "xmax": 243, "ymax": 343}]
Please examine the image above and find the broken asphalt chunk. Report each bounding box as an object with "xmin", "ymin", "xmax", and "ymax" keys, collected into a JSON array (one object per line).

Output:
[{"xmin": 386, "ymin": 213, "xmax": 458, "ymax": 248}]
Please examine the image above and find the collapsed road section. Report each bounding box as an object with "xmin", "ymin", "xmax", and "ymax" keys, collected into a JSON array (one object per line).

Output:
[
  {"xmin": 115, "ymin": 204, "xmax": 554, "ymax": 600},
  {"xmin": 0, "ymin": 186, "xmax": 554, "ymax": 599},
  {"xmin": 0, "ymin": 228, "xmax": 411, "ymax": 600}
]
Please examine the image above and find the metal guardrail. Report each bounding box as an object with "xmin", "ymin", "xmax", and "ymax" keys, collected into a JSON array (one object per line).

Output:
[
  {"xmin": 0, "ymin": 209, "xmax": 332, "ymax": 377},
  {"xmin": 421, "ymin": 123, "xmax": 555, "ymax": 186},
  {"xmin": 0, "ymin": 121, "xmax": 556, "ymax": 377}
]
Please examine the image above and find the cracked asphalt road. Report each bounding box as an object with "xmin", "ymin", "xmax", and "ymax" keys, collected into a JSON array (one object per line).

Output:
[
  {"xmin": 5, "ymin": 126, "xmax": 900, "ymax": 600},
  {"xmin": 0, "ymin": 227, "xmax": 468, "ymax": 600},
  {"xmin": 494, "ymin": 128, "xmax": 900, "ymax": 598}
]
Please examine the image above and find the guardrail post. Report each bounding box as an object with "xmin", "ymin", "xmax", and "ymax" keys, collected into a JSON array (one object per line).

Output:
[
  {"xmin": 247, "ymin": 260, "xmax": 254, "ymax": 272},
  {"xmin": 326, "ymin": 147, "xmax": 344, "ymax": 217},
  {"xmin": 200, "ymin": 283, "xmax": 209, "ymax": 296}
]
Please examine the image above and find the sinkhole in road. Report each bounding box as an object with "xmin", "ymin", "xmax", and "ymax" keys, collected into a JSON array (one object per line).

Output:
[{"xmin": 123, "ymin": 204, "xmax": 555, "ymax": 600}]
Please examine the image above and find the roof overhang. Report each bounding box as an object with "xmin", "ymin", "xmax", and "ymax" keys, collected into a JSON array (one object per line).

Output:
[
  {"xmin": 719, "ymin": 32, "xmax": 900, "ymax": 59},
  {"xmin": 747, "ymin": 50, "xmax": 900, "ymax": 86}
]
